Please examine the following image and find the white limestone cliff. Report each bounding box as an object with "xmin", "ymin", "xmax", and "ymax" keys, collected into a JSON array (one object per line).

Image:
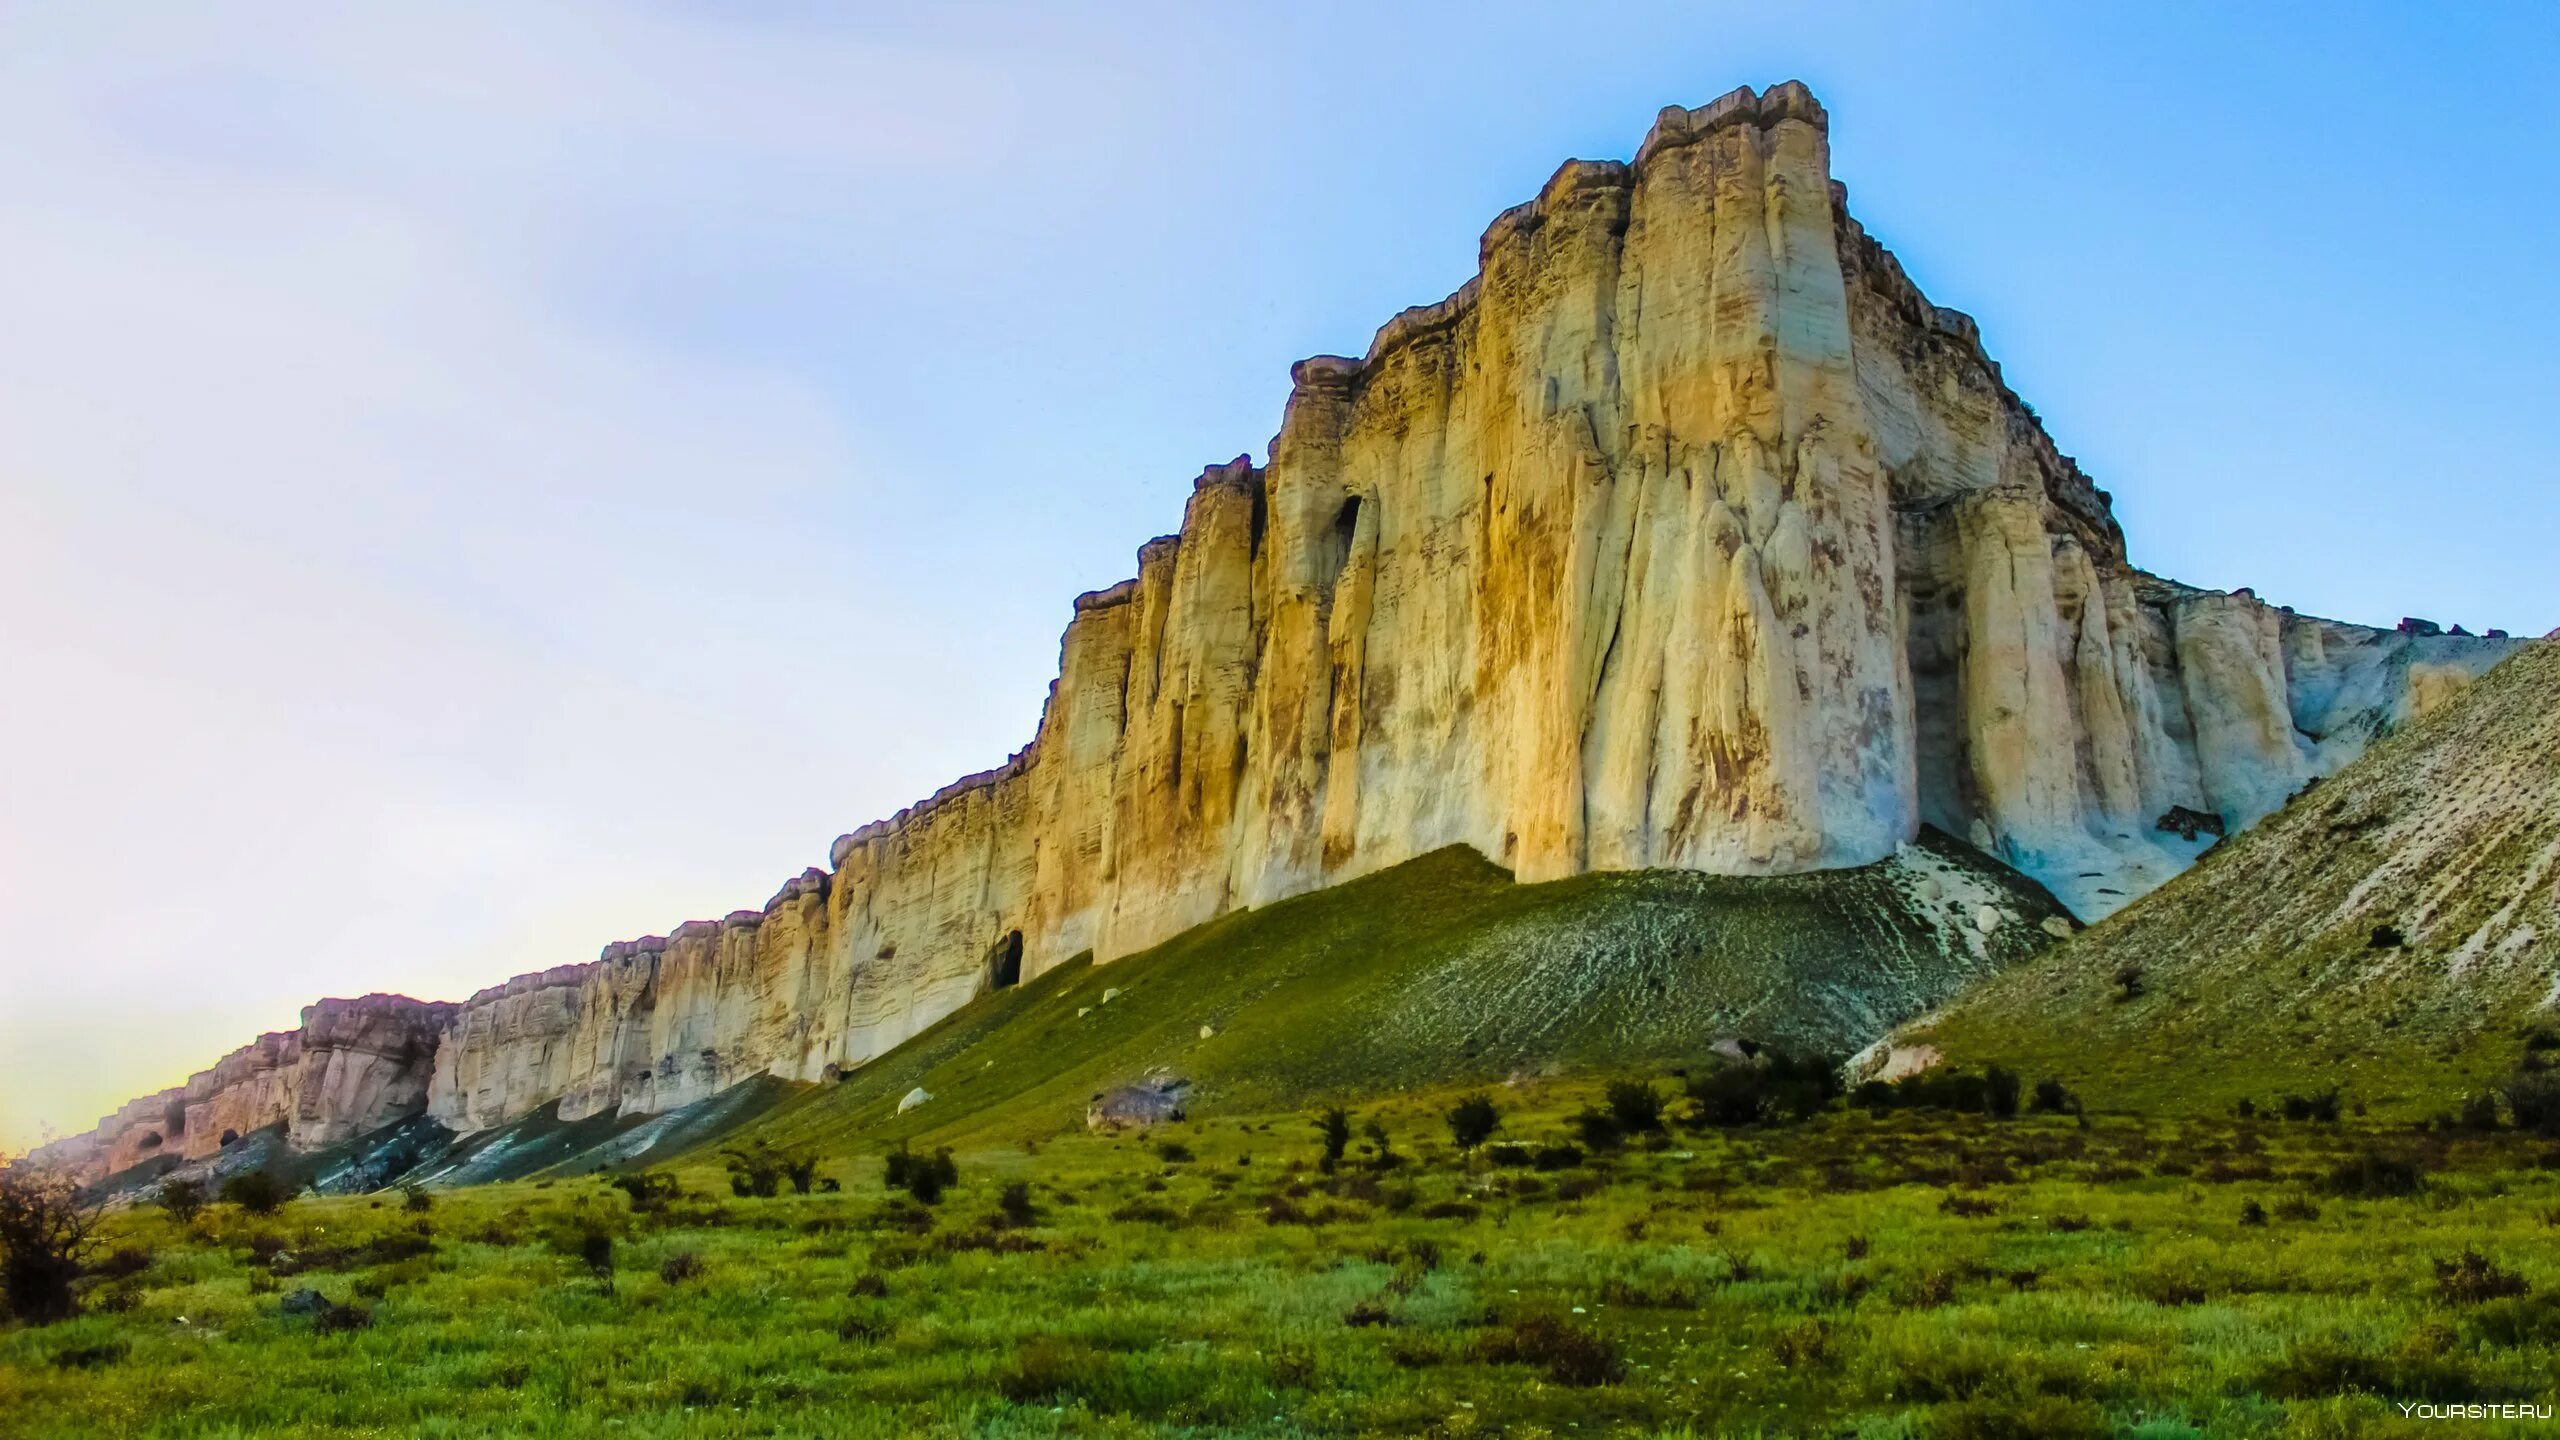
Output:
[{"xmin": 40, "ymin": 83, "xmax": 2519, "ymax": 1175}]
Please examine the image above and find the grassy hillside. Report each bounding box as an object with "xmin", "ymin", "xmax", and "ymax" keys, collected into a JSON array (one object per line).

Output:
[
  {"xmin": 1906, "ymin": 640, "xmax": 2560, "ymax": 1117},
  {"xmin": 735, "ymin": 831, "xmax": 2068, "ymax": 1156},
  {"xmin": 16, "ymin": 1071, "xmax": 2560, "ymax": 1438}
]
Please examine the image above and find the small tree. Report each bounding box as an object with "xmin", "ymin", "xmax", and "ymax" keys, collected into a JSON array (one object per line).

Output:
[
  {"xmin": 1313, "ymin": 1107, "xmax": 1351, "ymax": 1174},
  {"xmin": 0, "ymin": 1155, "xmax": 101, "ymax": 1325},
  {"xmin": 1445, "ymin": 1094, "xmax": 1500, "ymax": 1153},
  {"xmin": 780, "ymin": 1150, "xmax": 821, "ymax": 1196},
  {"xmin": 219, "ymin": 1170, "xmax": 289, "ymax": 1217},
  {"xmin": 158, "ymin": 1177, "xmax": 207, "ymax": 1225}
]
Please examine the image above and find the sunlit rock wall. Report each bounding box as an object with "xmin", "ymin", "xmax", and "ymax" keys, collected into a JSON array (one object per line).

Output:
[{"xmin": 44, "ymin": 84, "xmax": 2519, "ymax": 1167}]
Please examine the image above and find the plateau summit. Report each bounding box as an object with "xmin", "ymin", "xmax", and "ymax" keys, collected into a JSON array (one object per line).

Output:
[{"xmin": 35, "ymin": 82, "xmax": 2516, "ymax": 1186}]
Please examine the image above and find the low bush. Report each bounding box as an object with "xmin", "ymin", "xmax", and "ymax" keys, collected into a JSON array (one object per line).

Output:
[
  {"xmin": 882, "ymin": 1145, "xmax": 958, "ymax": 1205},
  {"xmin": 1474, "ymin": 1313, "xmax": 1625, "ymax": 1386},
  {"xmin": 1571, "ymin": 1107, "xmax": 1624, "ymax": 1152},
  {"xmin": 1605, "ymin": 1080, "xmax": 1666, "ymax": 1135},
  {"xmin": 1445, "ymin": 1094, "xmax": 1500, "ymax": 1152},
  {"xmin": 2279, "ymin": 1087, "xmax": 2342, "ymax": 1123},
  {"xmin": 157, "ymin": 1179, "xmax": 206, "ymax": 1225},
  {"xmin": 219, "ymin": 1171, "xmax": 289, "ymax": 1217},
  {"xmin": 2433, "ymin": 1249, "xmax": 2530, "ymax": 1306},
  {"xmin": 2325, "ymin": 1149, "xmax": 2425, "ymax": 1198},
  {"xmin": 608, "ymin": 1172, "xmax": 682, "ymax": 1211},
  {"xmin": 2503, "ymin": 1070, "xmax": 2560, "ymax": 1136},
  {"xmin": 658, "ymin": 1251, "xmax": 704, "ymax": 1285}
]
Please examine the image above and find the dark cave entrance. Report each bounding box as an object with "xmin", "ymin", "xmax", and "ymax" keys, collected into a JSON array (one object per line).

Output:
[{"xmin": 986, "ymin": 930, "xmax": 1024, "ymax": 992}]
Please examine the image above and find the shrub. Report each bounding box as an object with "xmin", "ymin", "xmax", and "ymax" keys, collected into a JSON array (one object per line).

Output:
[
  {"xmin": 1445, "ymin": 1094, "xmax": 1500, "ymax": 1152},
  {"xmin": 2112, "ymin": 963, "xmax": 2145, "ymax": 1002},
  {"xmin": 2028, "ymin": 1079, "xmax": 2078, "ymax": 1115},
  {"xmin": 658, "ymin": 1251, "xmax": 704, "ymax": 1285},
  {"xmin": 2239, "ymin": 1198, "xmax": 2268, "ymax": 1227},
  {"xmin": 1313, "ymin": 1107, "xmax": 1351, "ymax": 1172},
  {"xmin": 2279, "ymin": 1087, "xmax": 2342, "ymax": 1123},
  {"xmin": 882, "ymin": 1145, "xmax": 957, "ymax": 1205},
  {"xmin": 1152, "ymin": 1140, "xmax": 1194, "ymax": 1165},
  {"xmin": 1606, "ymin": 1080, "xmax": 1666, "ymax": 1135},
  {"xmin": 220, "ymin": 1171, "xmax": 289, "ymax": 1217},
  {"xmin": 2433, "ymin": 1249, "xmax": 2529, "ymax": 1305},
  {"xmin": 1359, "ymin": 1118, "xmax": 1394, "ymax": 1168},
  {"xmin": 996, "ymin": 1182, "xmax": 1039, "ymax": 1229},
  {"xmin": 1475, "ymin": 1313, "xmax": 1625, "ymax": 1386},
  {"xmin": 311, "ymin": 1299, "xmax": 374, "ymax": 1336},
  {"xmin": 400, "ymin": 1183, "xmax": 433, "ymax": 1213},
  {"xmin": 608, "ymin": 1172, "xmax": 682, "ymax": 1211},
  {"xmin": 2325, "ymin": 1149, "xmax": 2425, "ymax": 1198},
  {"xmin": 1485, "ymin": 1143, "xmax": 1534, "ymax": 1169},
  {"xmin": 1572, "ymin": 1106, "xmax": 1624, "ymax": 1152},
  {"xmin": 1687, "ymin": 1050, "xmax": 1841, "ymax": 1127},
  {"xmin": 781, "ymin": 1151, "xmax": 820, "ymax": 1195},
  {"xmin": 2503, "ymin": 1070, "xmax": 2560, "ymax": 1136},
  {"xmin": 719, "ymin": 1142, "xmax": 819, "ymax": 1197},
  {"xmin": 1983, "ymin": 1066, "xmax": 2021, "ymax": 1120},
  {"xmin": 1530, "ymin": 1144, "xmax": 1584, "ymax": 1171},
  {"xmin": 158, "ymin": 1179, "xmax": 206, "ymax": 1225}
]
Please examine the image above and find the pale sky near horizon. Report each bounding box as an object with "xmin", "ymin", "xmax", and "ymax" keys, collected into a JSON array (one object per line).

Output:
[{"xmin": 5, "ymin": 2, "xmax": 2555, "ymax": 1148}]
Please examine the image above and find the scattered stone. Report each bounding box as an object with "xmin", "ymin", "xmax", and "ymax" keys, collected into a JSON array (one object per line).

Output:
[
  {"xmin": 2039, "ymin": 915, "xmax": 2075, "ymax": 940},
  {"xmin": 896, "ymin": 1087, "xmax": 932, "ymax": 1114}
]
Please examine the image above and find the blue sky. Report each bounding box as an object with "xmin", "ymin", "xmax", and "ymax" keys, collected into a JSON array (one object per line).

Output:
[{"xmin": 4, "ymin": 2, "xmax": 2554, "ymax": 1146}]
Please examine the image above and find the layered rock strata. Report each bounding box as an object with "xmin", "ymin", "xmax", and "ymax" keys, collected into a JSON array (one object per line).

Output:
[
  {"xmin": 35, "ymin": 997, "xmax": 453, "ymax": 1182},
  {"xmin": 42, "ymin": 83, "xmax": 2519, "ymax": 1174}
]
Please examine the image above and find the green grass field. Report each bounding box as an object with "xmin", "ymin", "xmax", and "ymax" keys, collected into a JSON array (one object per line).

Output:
[{"xmin": 10, "ymin": 1067, "xmax": 2560, "ymax": 1438}]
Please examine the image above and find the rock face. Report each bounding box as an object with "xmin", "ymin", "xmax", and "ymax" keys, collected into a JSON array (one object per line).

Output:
[
  {"xmin": 1896, "ymin": 639, "xmax": 2560, "ymax": 1107},
  {"xmin": 42, "ymin": 83, "xmax": 2521, "ymax": 1175},
  {"xmin": 34, "ymin": 996, "xmax": 452, "ymax": 1184}
]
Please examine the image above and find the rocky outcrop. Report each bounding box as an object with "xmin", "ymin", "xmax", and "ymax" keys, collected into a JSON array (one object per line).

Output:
[
  {"xmin": 44, "ymin": 82, "xmax": 2521, "ymax": 1173},
  {"xmin": 33, "ymin": 996, "xmax": 451, "ymax": 1184}
]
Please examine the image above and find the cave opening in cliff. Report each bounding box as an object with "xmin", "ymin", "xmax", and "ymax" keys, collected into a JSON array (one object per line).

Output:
[
  {"xmin": 1329, "ymin": 495, "xmax": 1363, "ymax": 583},
  {"xmin": 987, "ymin": 930, "xmax": 1024, "ymax": 992},
  {"xmin": 219, "ymin": 1129, "xmax": 238, "ymax": 1146}
]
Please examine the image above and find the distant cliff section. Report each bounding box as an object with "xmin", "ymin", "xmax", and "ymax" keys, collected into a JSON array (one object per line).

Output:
[
  {"xmin": 34, "ymin": 997, "xmax": 451, "ymax": 1183},
  {"xmin": 38, "ymin": 83, "xmax": 2516, "ymax": 1183}
]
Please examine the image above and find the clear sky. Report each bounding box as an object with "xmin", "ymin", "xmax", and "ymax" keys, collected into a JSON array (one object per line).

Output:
[{"xmin": 4, "ymin": 2, "xmax": 2554, "ymax": 1149}]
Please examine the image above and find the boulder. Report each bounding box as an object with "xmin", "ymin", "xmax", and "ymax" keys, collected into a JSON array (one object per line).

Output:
[{"xmin": 1085, "ymin": 1075, "xmax": 1189, "ymax": 1132}]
